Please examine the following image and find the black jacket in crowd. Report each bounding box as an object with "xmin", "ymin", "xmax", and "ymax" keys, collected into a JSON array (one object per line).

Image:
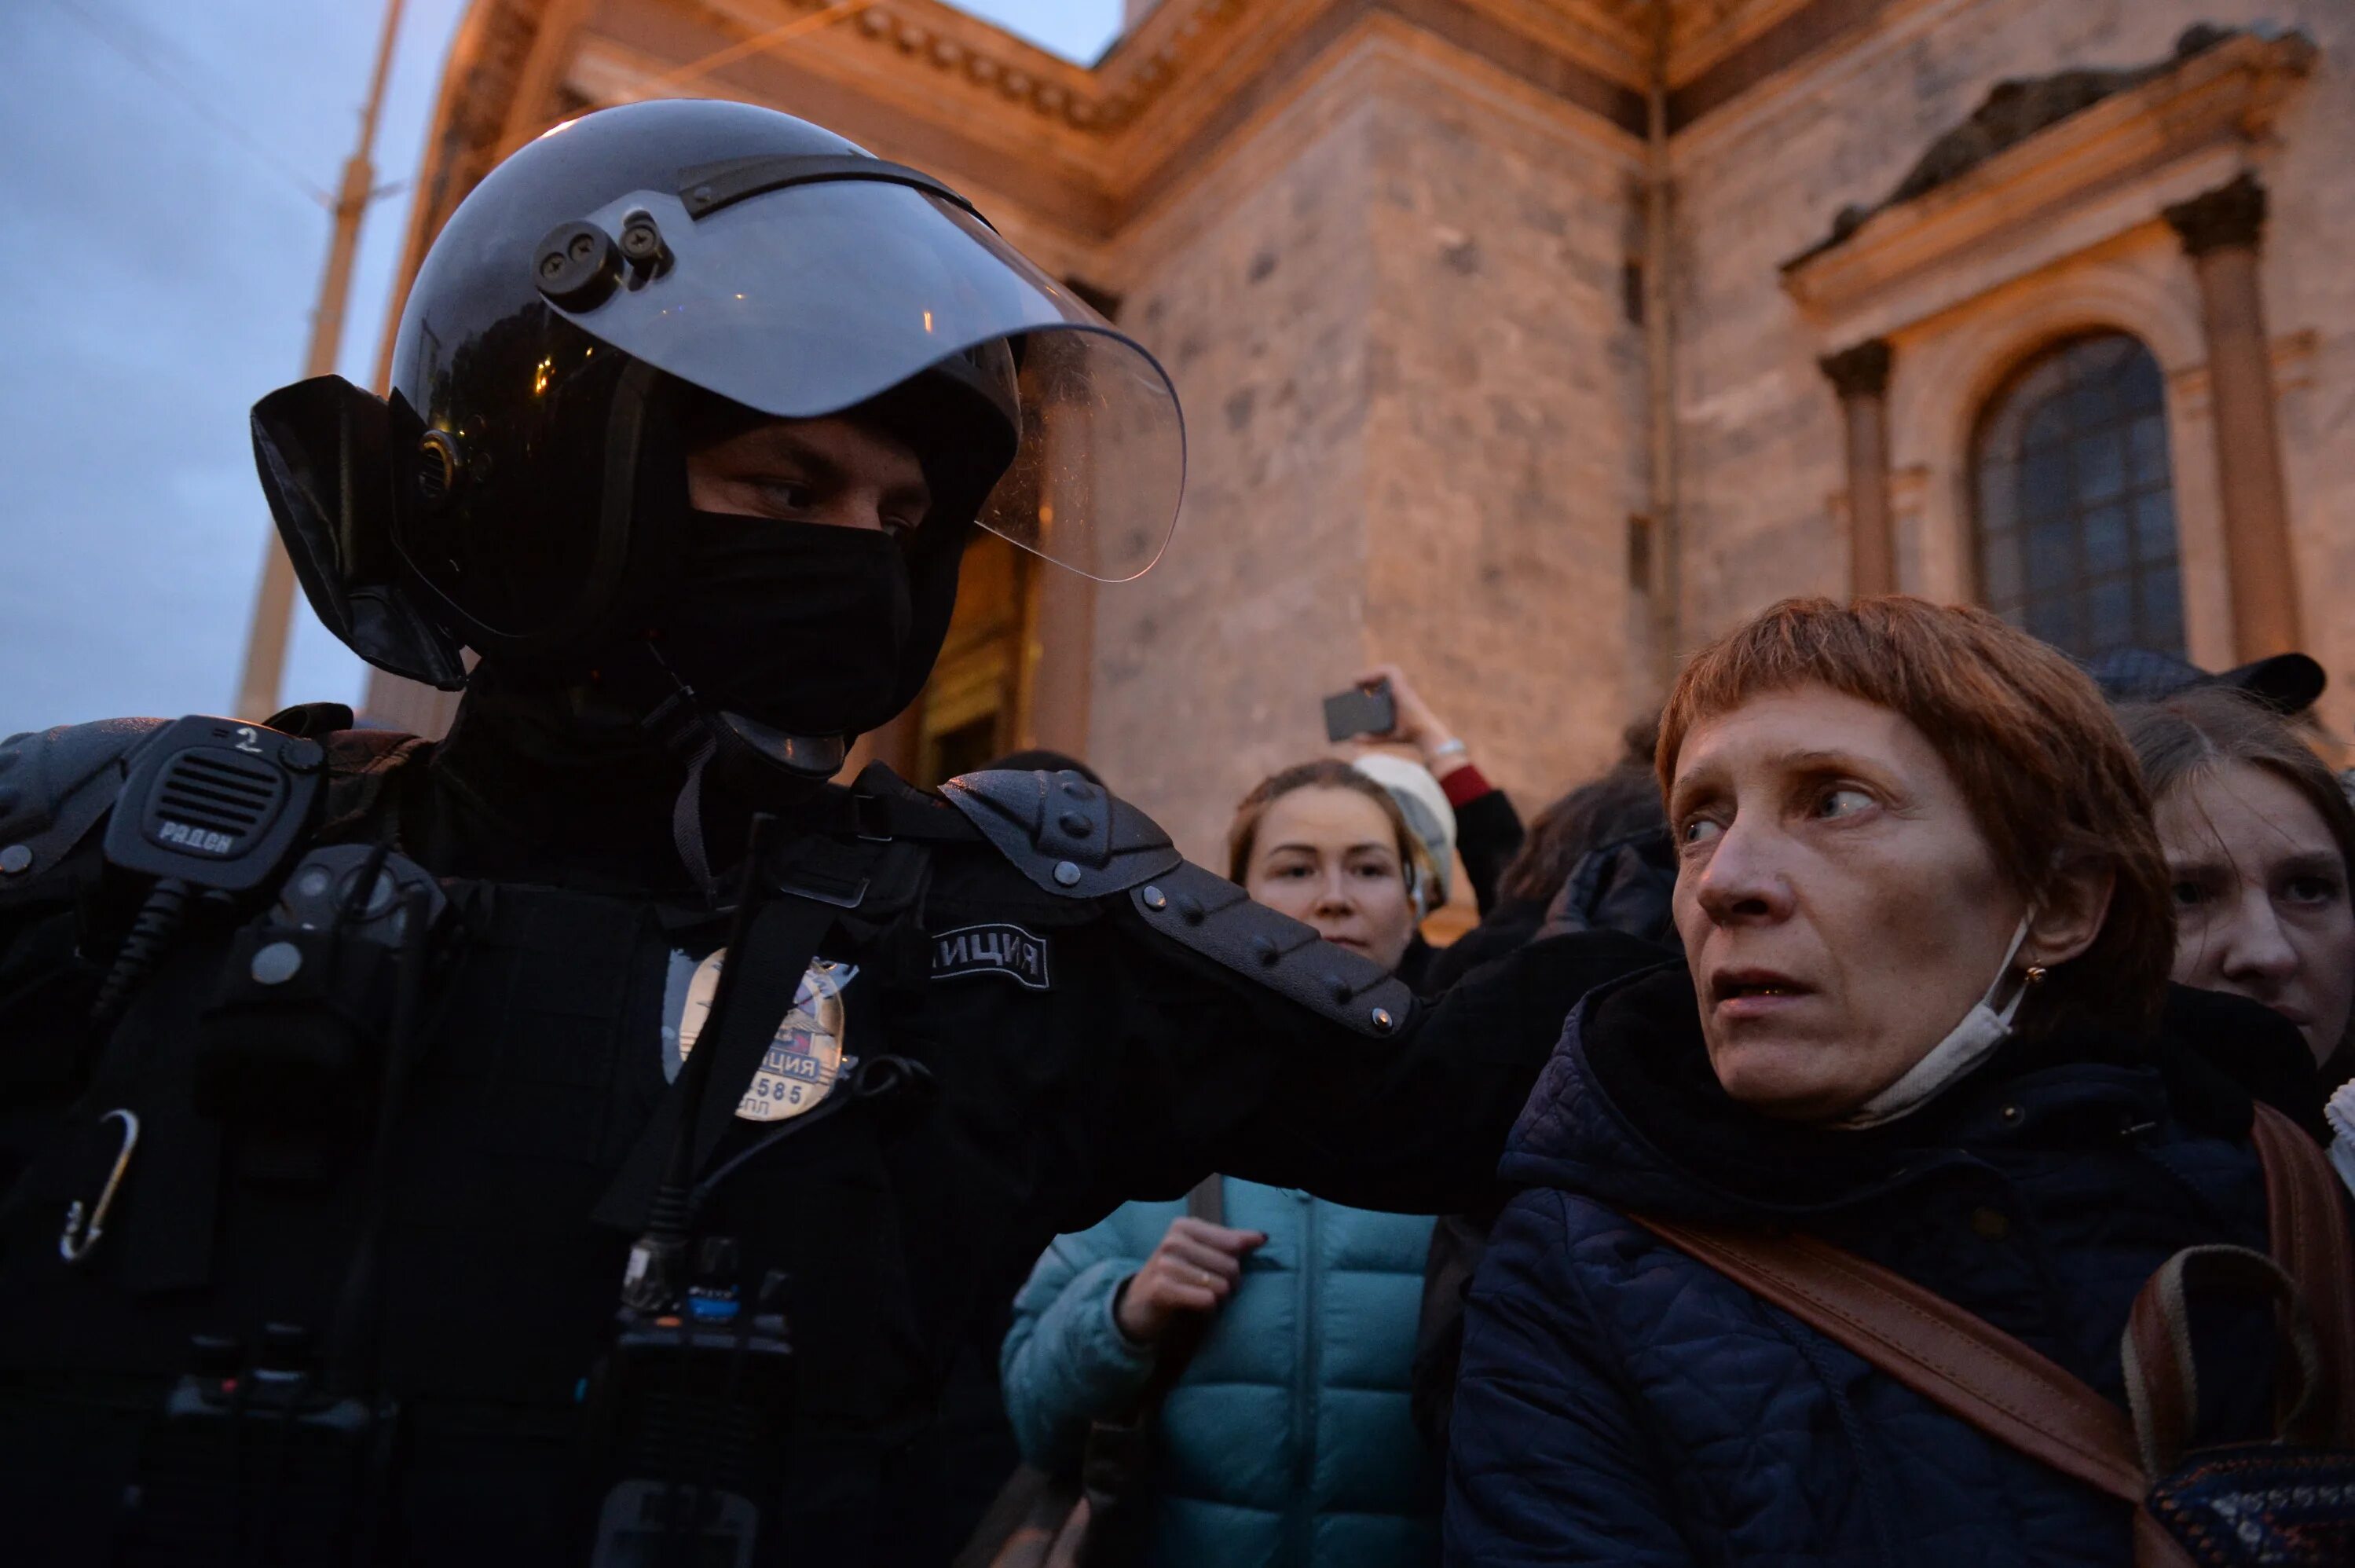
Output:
[{"xmin": 0, "ymin": 687, "xmax": 1657, "ymax": 1566}]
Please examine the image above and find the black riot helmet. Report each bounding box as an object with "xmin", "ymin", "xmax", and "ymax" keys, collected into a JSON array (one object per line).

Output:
[{"xmin": 251, "ymin": 100, "xmax": 1185, "ymax": 731}]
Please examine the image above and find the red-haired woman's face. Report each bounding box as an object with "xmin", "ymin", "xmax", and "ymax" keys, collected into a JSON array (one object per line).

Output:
[
  {"xmin": 2158, "ymin": 760, "xmax": 2355, "ymax": 1066},
  {"xmin": 1667, "ymin": 685, "xmax": 2028, "ymax": 1120}
]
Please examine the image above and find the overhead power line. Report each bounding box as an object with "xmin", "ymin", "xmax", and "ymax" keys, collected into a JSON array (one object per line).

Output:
[
  {"xmin": 495, "ymin": 0, "xmax": 881, "ymax": 159},
  {"xmin": 41, "ymin": 0, "xmax": 334, "ymax": 206},
  {"xmin": 645, "ymin": 0, "xmax": 880, "ymax": 96}
]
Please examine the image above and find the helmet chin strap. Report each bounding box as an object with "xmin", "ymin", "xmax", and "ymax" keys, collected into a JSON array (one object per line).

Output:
[{"xmin": 631, "ymin": 641, "xmax": 848, "ymax": 902}]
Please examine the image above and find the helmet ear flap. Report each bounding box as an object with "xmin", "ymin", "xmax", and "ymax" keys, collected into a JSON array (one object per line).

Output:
[{"xmin": 251, "ymin": 375, "xmax": 470, "ymax": 691}]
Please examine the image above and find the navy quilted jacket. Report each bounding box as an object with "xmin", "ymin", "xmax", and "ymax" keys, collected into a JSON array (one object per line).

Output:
[{"xmin": 1446, "ymin": 965, "xmax": 2294, "ymax": 1568}]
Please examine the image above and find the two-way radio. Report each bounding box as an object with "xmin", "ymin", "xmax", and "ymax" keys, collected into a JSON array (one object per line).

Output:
[{"xmin": 90, "ymin": 716, "xmax": 327, "ymax": 1027}]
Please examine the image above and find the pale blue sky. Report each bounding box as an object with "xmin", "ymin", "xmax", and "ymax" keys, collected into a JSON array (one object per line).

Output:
[{"xmin": 0, "ymin": 0, "xmax": 1119, "ymax": 739}]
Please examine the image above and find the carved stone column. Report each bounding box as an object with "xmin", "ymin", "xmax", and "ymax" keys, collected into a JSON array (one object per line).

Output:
[
  {"xmin": 2165, "ymin": 174, "xmax": 2300, "ymax": 659},
  {"xmin": 1821, "ymin": 339, "xmax": 1896, "ymax": 598},
  {"xmin": 1018, "ymin": 566, "xmax": 1095, "ymax": 758}
]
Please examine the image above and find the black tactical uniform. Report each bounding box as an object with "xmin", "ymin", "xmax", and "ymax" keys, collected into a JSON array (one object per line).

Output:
[{"xmin": 0, "ymin": 101, "xmax": 1660, "ymax": 1566}]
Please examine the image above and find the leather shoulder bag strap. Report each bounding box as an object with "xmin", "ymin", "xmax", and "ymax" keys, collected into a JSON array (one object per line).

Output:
[
  {"xmin": 1630, "ymin": 1213, "xmax": 2147, "ymax": 1504},
  {"xmin": 2249, "ymin": 1102, "xmax": 2355, "ymax": 1442}
]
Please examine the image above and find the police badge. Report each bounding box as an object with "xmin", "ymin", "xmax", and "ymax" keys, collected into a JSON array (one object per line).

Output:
[{"xmin": 663, "ymin": 954, "xmax": 858, "ymax": 1121}]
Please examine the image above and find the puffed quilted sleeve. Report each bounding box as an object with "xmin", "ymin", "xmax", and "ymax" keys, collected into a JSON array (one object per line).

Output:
[
  {"xmin": 998, "ymin": 1212, "xmax": 1161, "ymax": 1475},
  {"xmin": 1445, "ymin": 1192, "xmax": 1695, "ymax": 1566}
]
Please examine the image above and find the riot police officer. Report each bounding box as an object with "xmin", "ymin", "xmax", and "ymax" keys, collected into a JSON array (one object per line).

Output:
[{"xmin": 0, "ymin": 101, "xmax": 1660, "ymax": 1565}]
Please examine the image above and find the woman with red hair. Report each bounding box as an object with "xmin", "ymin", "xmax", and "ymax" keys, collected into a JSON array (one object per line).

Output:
[{"xmin": 1445, "ymin": 597, "xmax": 2351, "ymax": 1566}]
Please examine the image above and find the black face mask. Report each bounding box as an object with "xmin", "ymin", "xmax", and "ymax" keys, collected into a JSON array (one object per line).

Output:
[{"xmin": 650, "ymin": 511, "xmax": 917, "ymax": 738}]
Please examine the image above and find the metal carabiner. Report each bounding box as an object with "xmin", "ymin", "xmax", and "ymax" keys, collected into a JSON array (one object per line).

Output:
[{"xmin": 58, "ymin": 1108, "xmax": 140, "ymax": 1265}]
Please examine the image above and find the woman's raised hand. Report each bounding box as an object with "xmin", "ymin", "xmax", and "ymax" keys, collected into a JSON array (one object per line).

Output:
[{"xmin": 1353, "ymin": 661, "xmax": 1466, "ymax": 775}]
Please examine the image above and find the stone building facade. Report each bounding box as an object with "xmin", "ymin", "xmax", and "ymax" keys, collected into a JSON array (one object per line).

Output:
[{"xmin": 364, "ymin": 0, "xmax": 2355, "ymax": 881}]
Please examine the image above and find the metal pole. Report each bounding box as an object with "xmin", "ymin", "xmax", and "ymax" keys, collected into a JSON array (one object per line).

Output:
[{"xmin": 233, "ymin": 0, "xmax": 408, "ymax": 720}]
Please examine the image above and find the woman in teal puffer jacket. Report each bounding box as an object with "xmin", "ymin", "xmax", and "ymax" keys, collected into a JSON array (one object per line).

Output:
[{"xmin": 1001, "ymin": 757, "xmax": 1449, "ymax": 1568}]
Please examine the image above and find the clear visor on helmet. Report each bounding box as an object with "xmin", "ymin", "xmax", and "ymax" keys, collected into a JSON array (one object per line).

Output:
[{"xmin": 551, "ymin": 177, "xmax": 1184, "ymax": 583}]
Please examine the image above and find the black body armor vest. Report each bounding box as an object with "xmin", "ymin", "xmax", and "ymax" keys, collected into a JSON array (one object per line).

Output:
[{"xmin": 0, "ymin": 713, "xmax": 1451, "ymax": 1566}]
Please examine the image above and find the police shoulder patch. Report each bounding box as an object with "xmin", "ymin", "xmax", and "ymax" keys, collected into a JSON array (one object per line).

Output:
[{"xmin": 930, "ymin": 922, "xmax": 1052, "ymax": 990}]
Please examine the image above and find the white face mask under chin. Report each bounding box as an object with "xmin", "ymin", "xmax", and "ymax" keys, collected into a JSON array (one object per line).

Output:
[{"xmin": 1832, "ymin": 914, "xmax": 2035, "ymax": 1130}]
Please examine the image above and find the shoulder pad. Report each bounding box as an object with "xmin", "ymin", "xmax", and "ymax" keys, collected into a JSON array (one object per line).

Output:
[
  {"xmin": 1126, "ymin": 860, "xmax": 1415, "ymax": 1039},
  {"xmin": 0, "ymin": 717, "xmax": 168, "ymax": 893},
  {"xmin": 939, "ymin": 768, "xmax": 1182, "ymax": 898}
]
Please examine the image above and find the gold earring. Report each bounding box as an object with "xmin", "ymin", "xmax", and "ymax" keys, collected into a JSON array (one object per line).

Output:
[{"xmin": 2024, "ymin": 964, "xmax": 2048, "ymax": 985}]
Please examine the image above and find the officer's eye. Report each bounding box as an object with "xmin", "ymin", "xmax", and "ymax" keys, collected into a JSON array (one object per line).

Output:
[
  {"xmin": 1679, "ymin": 816, "xmax": 1724, "ymax": 848},
  {"xmin": 757, "ymin": 481, "xmax": 816, "ymax": 512}
]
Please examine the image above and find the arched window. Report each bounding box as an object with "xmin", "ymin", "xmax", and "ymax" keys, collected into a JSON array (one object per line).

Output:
[{"xmin": 1972, "ymin": 332, "xmax": 2181, "ymax": 658}]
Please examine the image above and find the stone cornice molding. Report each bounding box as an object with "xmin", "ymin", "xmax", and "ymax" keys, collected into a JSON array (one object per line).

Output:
[
  {"xmin": 654, "ymin": 0, "xmax": 1118, "ymax": 130},
  {"xmin": 576, "ymin": 10, "xmax": 1108, "ymax": 172},
  {"xmin": 683, "ymin": 0, "xmax": 1643, "ymax": 146},
  {"xmin": 575, "ymin": 0, "xmax": 1650, "ymax": 234},
  {"xmin": 563, "ymin": 29, "xmax": 1117, "ymax": 258},
  {"xmin": 1782, "ymin": 29, "xmax": 2315, "ymax": 336}
]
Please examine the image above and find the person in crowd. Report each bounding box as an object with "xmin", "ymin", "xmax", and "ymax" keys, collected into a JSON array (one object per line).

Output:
[
  {"xmin": 1350, "ymin": 750, "xmax": 1461, "ymax": 990},
  {"xmin": 1348, "ymin": 663, "xmax": 1525, "ymax": 925},
  {"xmin": 2121, "ymin": 686, "xmax": 2355, "ymax": 1090},
  {"xmin": 920, "ymin": 750, "xmax": 1116, "ymax": 1547},
  {"xmin": 1409, "ymin": 720, "xmax": 1673, "ymax": 1449},
  {"xmin": 1000, "ymin": 759, "xmax": 1449, "ymax": 1568},
  {"xmin": 1422, "ymin": 716, "xmax": 1666, "ymax": 993},
  {"xmin": 1447, "ymin": 595, "xmax": 2336, "ymax": 1566},
  {"xmin": 0, "ymin": 100, "xmax": 1670, "ymax": 1562}
]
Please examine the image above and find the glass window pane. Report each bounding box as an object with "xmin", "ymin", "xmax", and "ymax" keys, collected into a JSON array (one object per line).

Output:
[
  {"xmin": 2068, "ymin": 372, "xmax": 2117, "ymax": 428},
  {"xmin": 2083, "ymin": 504, "xmax": 2128, "ymax": 575},
  {"xmin": 2021, "ymin": 444, "xmax": 2070, "ymax": 515},
  {"xmin": 2127, "ymin": 415, "xmax": 2168, "ymax": 486},
  {"xmin": 2141, "ymin": 566, "xmax": 2184, "ymax": 654},
  {"xmin": 2133, "ymin": 491, "xmax": 2176, "ymax": 564},
  {"xmin": 2027, "ymin": 518, "xmax": 2075, "ymax": 592},
  {"xmin": 2023, "ymin": 399, "xmax": 2071, "ymax": 452},
  {"xmin": 2075, "ymin": 430, "xmax": 2125, "ymax": 502},
  {"xmin": 2086, "ymin": 578, "xmax": 2133, "ymax": 653},
  {"xmin": 2026, "ymin": 592, "xmax": 2078, "ymax": 652},
  {"xmin": 2117, "ymin": 350, "xmax": 2164, "ymax": 414},
  {"xmin": 1971, "ymin": 332, "xmax": 2178, "ymax": 662}
]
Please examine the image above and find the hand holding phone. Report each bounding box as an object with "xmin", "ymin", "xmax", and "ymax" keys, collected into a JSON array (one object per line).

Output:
[{"xmin": 1323, "ymin": 679, "xmax": 1397, "ymax": 743}]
